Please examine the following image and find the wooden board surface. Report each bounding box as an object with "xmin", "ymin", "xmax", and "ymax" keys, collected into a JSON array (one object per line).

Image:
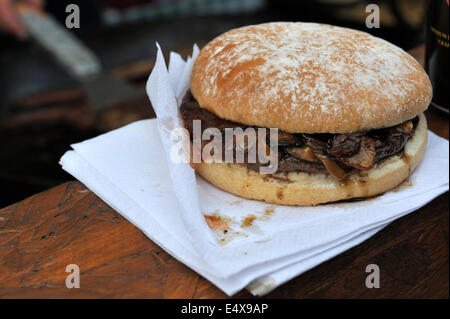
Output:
[
  {"xmin": 0, "ymin": 181, "xmax": 447, "ymax": 298},
  {"xmin": 0, "ymin": 46, "xmax": 448, "ymax": 299}
]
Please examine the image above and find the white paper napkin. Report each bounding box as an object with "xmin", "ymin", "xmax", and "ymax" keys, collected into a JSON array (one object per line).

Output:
[
  {"xmin": 59, "ymin": 45, "xmax": 449, "ymax": 296},
  {"xmin": 146, "ymin": 44, "xmax": 450, "ymax": 276},
  {"xmin": 60, "ymin": 118, "xmax": 448, "ymax": 295}
]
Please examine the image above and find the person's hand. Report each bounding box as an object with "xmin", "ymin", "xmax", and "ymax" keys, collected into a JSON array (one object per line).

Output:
[{"xmin": 0, "ymin": 0, "xmax": 44, "ymax": 38}]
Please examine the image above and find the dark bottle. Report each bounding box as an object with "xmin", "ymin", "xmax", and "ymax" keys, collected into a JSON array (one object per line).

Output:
[{"xmin": 425, "ymin": 0, "xmax": 449, "ymax": 113}]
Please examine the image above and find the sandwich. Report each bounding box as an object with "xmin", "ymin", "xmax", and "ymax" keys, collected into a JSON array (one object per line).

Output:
[{"xmin": 180, "ymin": 22, "xmax": 432, "ymax": 206}]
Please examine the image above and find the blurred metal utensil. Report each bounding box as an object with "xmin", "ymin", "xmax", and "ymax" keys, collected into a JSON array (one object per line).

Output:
[{"xmin": 16, "ymin": 5, "xmax": 145, "ymax": 113}]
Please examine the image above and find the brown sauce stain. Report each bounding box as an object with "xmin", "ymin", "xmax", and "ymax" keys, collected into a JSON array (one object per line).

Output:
[
  {"xmin": 327, "ymin": 176, "xmax": 414, "ymax": 208},
  {"xmin": 391, "ymin": 178, "xmax": 414, "ymax": 192},
  {"xmin": 402, "ymin": 152, "xmax": 413, "ymax": 173},
  {"xmin": 218, "ymin": 231, "xmax": 248, "ymax": 246},
  {"xmin": 205, "ymin": 204, "xmax": 278, "ymax": 245},
  {"xmin": 402, "ymin": 152, "xmax": 412, "ymax": 163},
  {"xmin": 264, "ymin": 207, "xmax": 275, "ymax": 215},
  {"xmin": 339, "ymin": 173, "xmax": 371, "ymax": 199},
  {"xmin": 276, "ymin": 189, "xmax": 284, "ymax": 200},
  {"xmin": 204, "ymin": 214, "xmax": 230, "ymax": 232},
  {"xmin": 339, "ymin": 179, "xmax": 356, "ymax": 199},
  {"xmin": 204, "ymin": 212, "xmax": 252, "ymax": 246},
  {"xmin": 359, "ymin": 181, "xmax": 369, "ymax": 198},
  {"xmin": 241, "ymin": 214, "xmax": 257, "ymax": 228}
]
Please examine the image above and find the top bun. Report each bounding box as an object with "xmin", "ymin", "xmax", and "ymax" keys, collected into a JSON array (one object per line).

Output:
[{"xmin": 190, "ymin": 22, "xmax": 432, "ymax": 133}]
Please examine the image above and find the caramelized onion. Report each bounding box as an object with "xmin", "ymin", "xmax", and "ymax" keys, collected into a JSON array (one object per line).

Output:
[
  {"xmin": 316, "ymin": 154, "xmax": 348, "ymax": 180},
  {"xmin": 400, "ymin": 120, "xmax": 414, "ymax": 133},
  {"xmin": 285, "ymin": 146, "xmax": 320, "ymax": 163}
]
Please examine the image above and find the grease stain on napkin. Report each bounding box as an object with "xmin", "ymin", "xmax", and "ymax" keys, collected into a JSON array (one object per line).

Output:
[{"xmin": 203, "ymin": 207, "xmax": 278, "ymax": 245}]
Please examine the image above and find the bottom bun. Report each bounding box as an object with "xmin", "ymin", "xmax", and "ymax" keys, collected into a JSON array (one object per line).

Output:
[{"xmin": 195, "ymin": 113, "xmax": 428, "ymax": 206}]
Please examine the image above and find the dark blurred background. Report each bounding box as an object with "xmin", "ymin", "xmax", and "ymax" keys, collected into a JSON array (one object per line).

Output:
[{"xmin": 0, "ymin": 0, "xmax": 428, "ymax": 208}]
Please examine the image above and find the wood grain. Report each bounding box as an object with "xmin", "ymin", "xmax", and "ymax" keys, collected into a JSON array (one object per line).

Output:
[
  {"xmin": 0, "ymin": 45, "xmax": 448, "ymax": 298},
  {"xmin": 0, "ymin": 184, "xmax": 447, "ymax": 298}
]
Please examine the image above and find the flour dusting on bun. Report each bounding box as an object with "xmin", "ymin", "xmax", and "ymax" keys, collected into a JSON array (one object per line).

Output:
[{"xmin": 180, "ymin": 22, "xmax": 431, "ymax": 206}]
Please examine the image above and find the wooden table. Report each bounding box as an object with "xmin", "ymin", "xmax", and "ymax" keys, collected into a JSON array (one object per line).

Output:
[{"xmin": 0, "ymin": 47, "xmax": 448, "ymax": 299}]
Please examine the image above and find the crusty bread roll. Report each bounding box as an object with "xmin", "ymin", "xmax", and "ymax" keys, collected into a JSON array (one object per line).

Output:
[
  {"xmin": 191, "ymin": 22, "xmax": 432, "ymax": 134},
  {"xmin": 187, "ymin": 22, "xmax": 432, "ymax": 206},
  {"xmin": 195, "ymin": 113, "xmax": 428, "ymax": 206}
]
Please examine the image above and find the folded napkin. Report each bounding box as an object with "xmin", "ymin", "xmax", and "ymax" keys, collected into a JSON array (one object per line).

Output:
[{"xmin": 60, "ymin": 45, "xmax": 449, "ymax": 296}]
